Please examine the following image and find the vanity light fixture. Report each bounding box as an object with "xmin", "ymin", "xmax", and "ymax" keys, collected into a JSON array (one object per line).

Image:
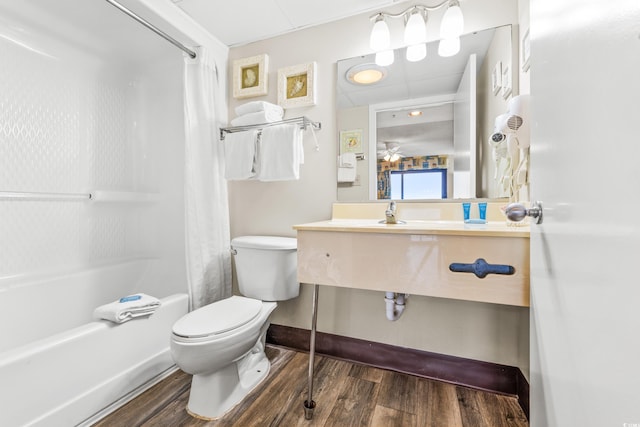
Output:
[
  {"xmin": 439, "ymin": 0, "xmax": 464, "ymax": 56},
  {"xmin": 369, "ymin": 1, "xmax": 464, "ymax": 66}
]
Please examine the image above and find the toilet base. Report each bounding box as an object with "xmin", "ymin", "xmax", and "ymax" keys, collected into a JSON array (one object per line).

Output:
[{"xmin": 186, "ymin": 342, "xmax": 271, "ymax": 420}]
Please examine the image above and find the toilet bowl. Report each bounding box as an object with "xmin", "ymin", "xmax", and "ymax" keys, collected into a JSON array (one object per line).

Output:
[{"xmin": 170, "ymin": 236, "xmax": 298, "ymax": 420}]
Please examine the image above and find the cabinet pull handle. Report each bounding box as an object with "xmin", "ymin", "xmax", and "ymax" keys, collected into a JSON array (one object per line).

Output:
[{"xmin": 449, "ymin": 258, "xmax": 515, "ymax": 279}]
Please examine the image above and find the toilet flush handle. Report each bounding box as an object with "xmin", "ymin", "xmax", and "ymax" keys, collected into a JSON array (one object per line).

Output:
[{"xmin": 230, "ymin": 247, "xmax": 237, "ymax": 255}]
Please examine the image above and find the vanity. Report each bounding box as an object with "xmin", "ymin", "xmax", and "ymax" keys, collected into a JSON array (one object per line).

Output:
[
  {"xmin": 294, "ymin": 201, "xmax": 529, "ymax": 418},
  {"xmin": 295, "ymin": 201, "xmax": 529, "ymax": 307}
]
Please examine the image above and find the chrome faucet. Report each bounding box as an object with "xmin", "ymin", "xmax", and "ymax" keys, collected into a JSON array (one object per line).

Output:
[{"xmin": 385, "ymin": 201, "xmax": 398, "ymax": 224}]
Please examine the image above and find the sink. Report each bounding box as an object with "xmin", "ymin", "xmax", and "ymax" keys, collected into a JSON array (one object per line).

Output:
[{"xmin": 378, "ymin": 219, "xmax": 406, "ymax": 224}]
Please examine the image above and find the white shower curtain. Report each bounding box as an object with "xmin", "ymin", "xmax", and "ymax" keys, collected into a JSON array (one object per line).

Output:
[{"xmin": 183, "ymin": 47, "xmax": 231, "ymax": 309}]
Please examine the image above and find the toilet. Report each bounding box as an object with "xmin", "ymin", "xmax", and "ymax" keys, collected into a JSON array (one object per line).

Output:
[{"xmin": 170, "ymin": 235, "xmax": 299, "ymax": 420}]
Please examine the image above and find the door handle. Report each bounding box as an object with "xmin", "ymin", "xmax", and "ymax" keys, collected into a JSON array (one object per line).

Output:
[{"xmin": 505, "ymin": 201, "xmax": 544, "ymax": 224}]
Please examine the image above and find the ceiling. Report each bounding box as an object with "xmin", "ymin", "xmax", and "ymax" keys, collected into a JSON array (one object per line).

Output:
[{"xmin": 171, "ymin": 0, "xmax": 401, "ymax": 47}]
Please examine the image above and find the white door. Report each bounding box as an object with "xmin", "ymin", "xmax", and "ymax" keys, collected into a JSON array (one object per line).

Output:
[
  {"xmin": 529, "ymin": 1, "xmax": 640, "ymax": 426},
  {"xmin": 453, "ymin": 53, "xmax": 476, "ymax": 198}
]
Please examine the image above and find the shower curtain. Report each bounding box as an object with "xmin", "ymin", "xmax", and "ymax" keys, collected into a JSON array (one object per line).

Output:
[{"xmin": 183, "ymin": 47, "xmax": 231, "ymax": 309}]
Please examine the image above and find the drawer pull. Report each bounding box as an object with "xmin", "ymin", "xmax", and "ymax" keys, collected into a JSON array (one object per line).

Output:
[{"xmin": 449, "ymin": 258, "xmax": 515, "ymax": 278}]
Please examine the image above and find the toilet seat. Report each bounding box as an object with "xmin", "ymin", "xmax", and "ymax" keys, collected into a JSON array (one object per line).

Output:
[{"xmin": 172, "ymin": 296, "xmax": 262, "ymax": 340}]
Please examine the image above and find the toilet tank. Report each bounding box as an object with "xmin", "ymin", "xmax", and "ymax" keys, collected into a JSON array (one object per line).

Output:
[{"xmin": 231, "ymin": 236, "xmax": 299, "ymax": 301}]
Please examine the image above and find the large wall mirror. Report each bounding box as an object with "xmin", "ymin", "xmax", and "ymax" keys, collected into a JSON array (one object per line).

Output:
[{"xmin": 336, "ymin": 24, "xmax": 514, "ymax": 202}]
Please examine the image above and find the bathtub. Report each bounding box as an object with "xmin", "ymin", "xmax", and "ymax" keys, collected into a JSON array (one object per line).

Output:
[{"xmin": 0, "ymin": 261, "xmax": 188, "ymax": 427}]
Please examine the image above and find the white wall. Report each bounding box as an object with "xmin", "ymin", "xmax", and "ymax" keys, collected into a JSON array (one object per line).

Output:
[{"xmin": 228, "ymin": 0, "xmax": 530, "ymax": 377}]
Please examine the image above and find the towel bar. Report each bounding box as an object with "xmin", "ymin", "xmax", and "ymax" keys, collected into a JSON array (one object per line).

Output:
[{"xmin": 219, "ymin": 116, "xmax": 321, "ymax": 140}]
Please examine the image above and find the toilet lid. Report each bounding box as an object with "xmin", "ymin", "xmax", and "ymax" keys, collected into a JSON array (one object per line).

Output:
[{"xmin": 172, "ymin": 296, "xmax": 262, "ymax": 338}]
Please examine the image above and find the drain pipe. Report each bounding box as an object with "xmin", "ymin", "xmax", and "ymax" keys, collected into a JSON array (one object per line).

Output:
[{"xmin": 384, "ymin": 292, "xmax": 408, "ymax": 321}]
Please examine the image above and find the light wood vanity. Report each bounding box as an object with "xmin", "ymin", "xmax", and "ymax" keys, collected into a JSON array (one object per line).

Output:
[
  {"xmin": 294, "ymin": 202, "xmax": 530, "ymax": 419},
  {"xmin": 294, "ymin": 202, "xmax": 530, "ymax": 307}
]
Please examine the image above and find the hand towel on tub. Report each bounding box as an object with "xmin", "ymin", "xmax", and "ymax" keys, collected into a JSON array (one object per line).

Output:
[
  {"xmin": 224, "ymin": 129, "xmax": 259, "ymax": 180},
  {"xmin": 93, "ymin": 293, "xmax": 161, "ymax": 324},
  {"xmin": 257, "ymin": 124, "xmax": 304, "ymax": 181},
  {"xmin": 235, "ymin": 101, "xmax": 284, "ymax": 117}
]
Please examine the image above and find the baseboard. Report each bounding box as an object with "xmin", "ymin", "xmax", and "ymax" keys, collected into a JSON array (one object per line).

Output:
[{"xmin": 266, "ymin": 323, "xmax": 529, "ymax": 419}]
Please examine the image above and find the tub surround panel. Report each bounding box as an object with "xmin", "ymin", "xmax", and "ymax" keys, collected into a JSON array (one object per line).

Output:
[{"xmin": 0, "ymin": 2, "xmax": 200, "ymax": 425}]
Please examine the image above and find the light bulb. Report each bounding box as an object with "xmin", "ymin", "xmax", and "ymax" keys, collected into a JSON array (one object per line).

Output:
[
  {"xmin": 390, "ymin": 153, "xmax": 400, "ymax": 162},
  {"xmin": 370, "ymin": 15, "xmax": 390, "ymax": 51},
  {"xmin": 375, "ymin": 49, "xmax": 394, "ymax": 66},
  {"xmin": 440, "ymin": 2, "xmax": 464, "ymax": 39},
  {"xmin": 438, "ymin": 37, "xmax": 460, "ymax": 57},
  {"xmin": 384, "ymin": 153, "xmax": 391, "ymax": 161},
  {"xmin": 406, "ymin": 43, "xmax": 427, "ymax": 62},
  {"xmin": 404, "ymin": 10, "xmax": 426, "ymax": 46}
]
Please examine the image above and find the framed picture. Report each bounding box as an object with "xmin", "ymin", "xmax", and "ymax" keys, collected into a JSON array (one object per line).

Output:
[
  {"xmin": 232, "ymin": 54, "xmax": 268, "ymax": 99},
  {"xmin": 339, "ymin": 129, "xmax": 363, "ymax": 154},
  {"xmin": 502, "ymin": 64, "xmax": 512, "ymax": 99},
  {"xmin": 277, "ymin": 62, "xmax": 317, "ymax": 109},
  {"xmin": 492, "ymin": 61, "xmax": 502, "ymax": 95},
  {"xmin": 521, "ymin": 28, "xmax": 531, "ymax": 71}
]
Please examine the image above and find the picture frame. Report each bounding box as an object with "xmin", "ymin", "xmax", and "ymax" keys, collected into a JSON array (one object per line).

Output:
[
  {"xmin": 521, "ymin": 28, "xmax": 531, "ymax": 72},
  {"xmin": 277, "ymin": 62, "xmax": 317, "ymax": 109},
  {"xmin": 232, "ymin": 54, "xmax": 269, "ymax": 99},
  {"xmin": 339, "ymin": 129, "xmax": 363, "ymax": 154},
  {"xmin": 501, "ymin": 64, "xmax": 512, "ymax": 99},
  {"xmin": 492, "ymin": 61, "xmax": 502, "ymax": 95}
]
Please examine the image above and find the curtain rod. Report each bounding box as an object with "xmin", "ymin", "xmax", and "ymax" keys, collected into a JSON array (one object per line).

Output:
[{"xmin": 104, "ymin": 0, "xmax": 197, "ymax": 59}]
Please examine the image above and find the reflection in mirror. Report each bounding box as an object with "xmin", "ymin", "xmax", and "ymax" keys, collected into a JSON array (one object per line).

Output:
[{"xmin": 336, "ymin": 25, "xmax": 514, "ymax": 202}]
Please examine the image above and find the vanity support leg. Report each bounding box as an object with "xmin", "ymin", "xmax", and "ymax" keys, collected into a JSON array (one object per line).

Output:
[{"xmin": 303, "ymin": 283, "xmax": 319, "ymax": 420}]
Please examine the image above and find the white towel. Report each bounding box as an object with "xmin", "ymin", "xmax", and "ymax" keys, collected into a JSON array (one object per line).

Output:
[
  {"xmin": 93, "ymin": 293, "xmax": 161, "ymax": 324},
  {"xmin": 230, "ymin": 110, "xmax": 283, "ymax": 127},
  {"xmin": 235, "ymin": 101, "xmax": 284, "ymax": 117},
  {"xmin": 224, "ymin": 130, "xmax": 259, "ymax": 180},
  {"xmin": 337, "ymin": 153, "xmax": 357, "ymax": 183},
  {"xmin": 257, "ymin": 124, "xmax": 304, "ymax": 181},
  {"xmin": 339, "ymin": 152, "xmax": 357, "ymax": 167}
]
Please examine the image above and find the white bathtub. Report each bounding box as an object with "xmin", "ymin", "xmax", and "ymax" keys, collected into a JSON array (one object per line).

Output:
[{"xmin": 0, "ymin": 261, "xmax": 188, "ymax": 427}]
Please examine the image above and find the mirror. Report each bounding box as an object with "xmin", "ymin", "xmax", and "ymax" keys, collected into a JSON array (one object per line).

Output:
[{"xmin": 336, "ymin": 25, "xmax": 514, "ymax": 201}]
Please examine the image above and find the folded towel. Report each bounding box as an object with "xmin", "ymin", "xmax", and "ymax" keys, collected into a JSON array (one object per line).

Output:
[
  {"xmin": 257, "ymin": 124, "xmax": 304, "ymax": 181},
  {"xmin": 230, "ymin": 110, "xmax": 283, "ymax": 127},
  {"xmin": 337, "ymin": 166, "xmax": 357, "ymax": 183},
  {"xmin": 94, "ymin": 293, "xmax": 161, "ymax": 324},
  {"xmin": 235, "ymin": 101, "xmax": 284, "ymax": 117},
  {"xmin": 337, "ymin": 153, "xmax": 357, "ymax": 183},
  {"xmin": 339, "ymin": 152, "xmax": 357, "ymax": 168},
  {"xmin": 224, "ymin": 130, "xmax": 259, "ymax": 180}
]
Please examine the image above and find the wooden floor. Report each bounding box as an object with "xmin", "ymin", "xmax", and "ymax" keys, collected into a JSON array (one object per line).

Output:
[{"xmin": 93, "ymin": 346, "xmax": 528, "ymax": 427}]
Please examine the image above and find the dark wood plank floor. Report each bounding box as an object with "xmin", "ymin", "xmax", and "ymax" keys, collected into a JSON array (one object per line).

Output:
[{"xmin": 93, "ymin": 346, "xmax": 528, "ymax": 427}]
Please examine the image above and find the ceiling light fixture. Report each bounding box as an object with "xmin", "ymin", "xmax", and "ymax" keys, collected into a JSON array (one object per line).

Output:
[
  {"xmin": 369, "ymin": 1, "xmax": 464, "ymax": 65},
  {"xmin": 380, "ymin": 142, "xmax": 403, "ymax": 162},
  {"xmin": 408, "ymin": 110, "xmax": 423, "ymax": 117},
  {"xmin": 346, "ymin": 63, "xmax": 388, "ymax": 85}
]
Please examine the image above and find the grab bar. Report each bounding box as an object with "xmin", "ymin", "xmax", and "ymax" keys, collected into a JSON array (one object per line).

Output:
[{"xmin": 0, "ymin": 191, "xmax": 92, "ymax": 201}]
